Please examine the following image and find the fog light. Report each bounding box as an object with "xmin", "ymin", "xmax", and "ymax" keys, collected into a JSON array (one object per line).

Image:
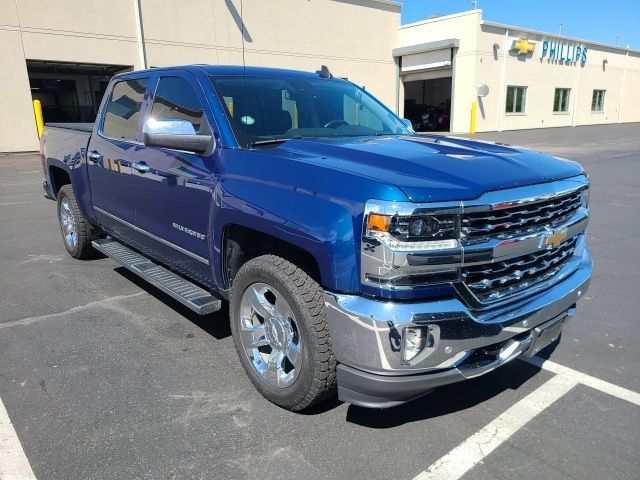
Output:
[{"xmin": 401, "ymin": 327, "xmax": 427, "ymax": 363}]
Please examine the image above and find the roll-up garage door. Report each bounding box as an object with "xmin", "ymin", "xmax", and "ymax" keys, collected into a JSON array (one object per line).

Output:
[{"xmin": 401, "ymin": 49, "xmax": 452, "ymax": 74}]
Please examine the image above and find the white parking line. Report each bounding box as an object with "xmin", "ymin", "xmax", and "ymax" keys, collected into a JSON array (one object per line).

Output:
[
  {"xmin": 524, "ymin": 356, "xmax": 640, "ymax": 407},
  {"xmin": 0, "ymin": 171, "xmax": 42, "ymax": 177},
  {"xmin": 0, "ymin": 182, "xmax": 42, "ymax": 187},
  {"xmin": 413, "ymin": 356, "xmax": 640, "ymax": 480},
  {"xmin": 412, "ymin": 374, "xmax": 579, "ymax": 480},
  {"xmin": 0, "ymin": 292, "xmax": 145, "ymax": 331},
  {"xmin": 0, "ymin": 396, "xmax": 37, "ymax": 480},
  {"xmin": 0, "ymin": 202, "xmax": 31, "ymax": 207}
]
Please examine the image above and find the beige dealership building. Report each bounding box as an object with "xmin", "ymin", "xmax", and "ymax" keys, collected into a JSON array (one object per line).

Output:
[
  {"xmin": 395, "ymin": 9, "xmax": 640, "ymax": 133},
  {"xmin": 0, "ymin": 0, "xmax": 401, "ymax": 152},
  {"xmin": 1, "ymin": 1, "xmax": 638, "ymax": 152}
]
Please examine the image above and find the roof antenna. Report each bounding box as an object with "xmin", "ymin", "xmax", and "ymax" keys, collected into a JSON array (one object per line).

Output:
[{"xmin": 316, "ymin": 65, "xmax": 333, "ymax": 78}]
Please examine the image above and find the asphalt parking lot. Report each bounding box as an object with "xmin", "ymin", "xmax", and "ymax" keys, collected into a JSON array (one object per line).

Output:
[{"xmin": 1, "ymin": 123, "xmax": 639, "ymax": 480}]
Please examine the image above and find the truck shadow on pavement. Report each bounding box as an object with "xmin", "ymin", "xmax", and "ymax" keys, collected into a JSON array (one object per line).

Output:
[
  {"xmin": 113, "ymin": 267, "xmax": 232, "ymax": 340},
  {"xmin": 344, "ymin": 362, "xmax": 541, "ymax": 428},
  {"xmin": 344, "ymin": 346, "xmax": 558, "ymax": 428},
  {"xmin": 112, "ymin": 266, "xmax": 558, "ymax": 425}
]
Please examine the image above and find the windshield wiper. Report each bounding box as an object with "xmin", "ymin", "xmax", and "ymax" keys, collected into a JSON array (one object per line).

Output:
[{"xmin": 250, "ymin": 136, "xmax": 302, "ymax": 147}]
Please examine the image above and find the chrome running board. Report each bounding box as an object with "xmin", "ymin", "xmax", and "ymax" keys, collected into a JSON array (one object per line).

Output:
[{"xmin": 92, "ymin": 238, "xmax": 221, "ymax": 315}]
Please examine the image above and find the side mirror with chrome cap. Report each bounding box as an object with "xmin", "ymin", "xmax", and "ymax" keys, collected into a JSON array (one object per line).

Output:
[
  {"xmin": 142, "ymin": 118, "xmax": 213, "ymax": 155},
  {"xmin": 401, "ymin": 118, "xmax": 415, "ymax": 132}
]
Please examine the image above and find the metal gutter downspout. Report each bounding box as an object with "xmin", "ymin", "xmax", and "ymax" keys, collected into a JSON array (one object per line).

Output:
[
  {"xmin": 395, "ymin": 56, "xmax": 402, "ymax": 115},
  {"xmin": 497, "ymin": 29, "xmax": 509, "ymax": 132},
  {"xmin": 618, "ymin": 49, "xmax": 629, "ymax": 123},
  {"xmin": 133, "ymin": 0, "xmax": 148, "ymax": 69},
  {"xmin": 571, "ymin": 56, "xmax": 582, "ymax": 127}
]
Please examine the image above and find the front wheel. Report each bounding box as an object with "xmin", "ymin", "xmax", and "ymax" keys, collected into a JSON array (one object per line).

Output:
[{"xmin": 230, "ymin": 255, "xmax": 336, "ymax": 411}]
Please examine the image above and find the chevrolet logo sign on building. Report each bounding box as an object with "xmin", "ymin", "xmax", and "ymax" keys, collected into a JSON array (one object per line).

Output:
[{"xmin": 512, "ymin": 38, "xmax": 535, "ymax": 55}]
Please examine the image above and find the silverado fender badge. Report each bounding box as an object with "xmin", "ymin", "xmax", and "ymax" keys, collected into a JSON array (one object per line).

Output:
[
  {"xmin": 540, "ymin": 228, "xmax": 567, "ymax": 249},
  {"xmin": 172, "ymin": 222, "xmax": 206, "ymax": 240}
]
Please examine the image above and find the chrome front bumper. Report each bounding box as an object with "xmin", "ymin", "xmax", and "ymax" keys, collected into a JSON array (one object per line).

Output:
[{"xmin": 324, "ymin": 245, "xmax": 592, "ymax": 408}]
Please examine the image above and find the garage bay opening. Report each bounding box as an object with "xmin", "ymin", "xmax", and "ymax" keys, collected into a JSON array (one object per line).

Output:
[
  {"xmin": 403, "ymin": 74, "xmax": 452, "ymax": 132},
  {"xmin": 27, "ymin": 61, "xmax": 131, "ymax": 124}
]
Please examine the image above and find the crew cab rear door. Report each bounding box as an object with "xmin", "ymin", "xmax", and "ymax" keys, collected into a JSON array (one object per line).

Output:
[
  {"xmin": 87, "ymin": 76, "xmax": 151, "ymax": 237},
  {"xmin": 130, "ymin": 73, "xmax": 216, "ymax": 280}
]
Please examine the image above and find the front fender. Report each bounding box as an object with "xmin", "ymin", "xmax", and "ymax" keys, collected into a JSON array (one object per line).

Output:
[
  {"xmin": 212, "ymin": 179, "xmax": 361, "ymax": 292},
  {"xmin": 212, "ymin": 149, "xmax": 407, "ymax": 293}
]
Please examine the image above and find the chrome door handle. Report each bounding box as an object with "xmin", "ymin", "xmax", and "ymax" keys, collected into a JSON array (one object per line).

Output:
[
  {"xmin": 87, "ymin": 151, "xmax": 102, "ymax": 162},
  {"xmin": 132, "ymin": 162, "xmax": 151, "ymax": 173}
]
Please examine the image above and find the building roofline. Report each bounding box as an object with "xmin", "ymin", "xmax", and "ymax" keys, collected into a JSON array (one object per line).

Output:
[
  {"xmin": 399, "ymin": 9, "xmax": 481, "ymax": 30},
  {"xmin": 399, "ymin": 8, "xmax": 638, "ymax": 55},
  {"xmin": 338, "ymin": 0, "xmax": 401, "ymax": 8},
  {"xmin": 482, "ymin": 20, "xmax": 640, "ymax": 55},
  {"xmin": 392, "ymin": 39, "xmax": 459, "ymax": 57}
]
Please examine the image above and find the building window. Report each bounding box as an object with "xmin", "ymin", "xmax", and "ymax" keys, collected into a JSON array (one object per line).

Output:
[
  {"xmin": 506, "ymin": 86, "xmax": 526, "ymax": 114},
  {"xmin": 553, "ymin": 88, "xmax": 571, "ymax": 113},
  {"xmin": 592, "ymin": 90, "xmax": 606, "ymax": 112}
]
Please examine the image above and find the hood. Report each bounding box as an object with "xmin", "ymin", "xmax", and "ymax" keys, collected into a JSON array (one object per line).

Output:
[{"xmin": 264, "ymin": 135, "xmax": 584, "ymax": 202}]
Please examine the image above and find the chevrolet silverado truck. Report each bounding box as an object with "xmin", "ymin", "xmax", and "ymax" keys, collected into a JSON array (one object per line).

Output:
[{"xmin": 40, "ymin": 65, "xmax": 592, "ymax": 410}]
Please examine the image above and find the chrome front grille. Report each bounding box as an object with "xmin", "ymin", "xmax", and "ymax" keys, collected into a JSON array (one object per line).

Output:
[
  {"xmin": 461, "ymin": 189, "xmax": 583, "ymax": 239},
  {"xmin": 461, "ymin": 236, "xmax": 578, "ymax": 304},
  {"xmin": 360, "ymin": 175, "xmax": 589, "ymax": 306}
]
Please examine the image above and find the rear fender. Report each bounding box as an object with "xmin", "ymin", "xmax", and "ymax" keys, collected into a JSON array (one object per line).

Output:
[{"xmin": 45, "ymin": 154, "xmax": 96, "ymax": 225}]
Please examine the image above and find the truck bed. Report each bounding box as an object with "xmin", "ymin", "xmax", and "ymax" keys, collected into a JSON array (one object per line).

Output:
[
  {"xmin": 41, "ymin": 123, "xmax": 93, "ymax": 165},
  {"xmin": 41, "ymin": 122, "xmax": 94, "ymax": 197},
  {"xmin": 46, "ymin": 122, "xmax": 94, "ymax": 132}
]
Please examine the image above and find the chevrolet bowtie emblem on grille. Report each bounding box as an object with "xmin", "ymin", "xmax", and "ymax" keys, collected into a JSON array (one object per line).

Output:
[
  {"xmin": 512, "ymin": 38, "xmax": 535, "ymax": 55},
  {"xmin": 541, "ymin": 228, "xmax": 567, "ymax": 249}
]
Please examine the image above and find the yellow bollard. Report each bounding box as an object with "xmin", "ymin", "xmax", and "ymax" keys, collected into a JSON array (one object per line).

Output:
[
  {"xmin": 33, "ymin": 99, "xmax": 44, "ymax": 137},
  {"xmin": 470, "ymin": 101, "xmax": 477, "ymax": 135}
]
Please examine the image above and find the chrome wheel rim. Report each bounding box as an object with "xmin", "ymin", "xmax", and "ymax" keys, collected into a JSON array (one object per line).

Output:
[
  {"xmin": 238, "ymin": 282, "xmax": 302, "ymax": 388},
  {"xmin": 59, "ymin": 199, "xmax": 77, "ymax": 248}
]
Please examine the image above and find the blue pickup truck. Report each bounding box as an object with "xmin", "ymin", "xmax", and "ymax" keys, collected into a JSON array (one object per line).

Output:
[{"xmin": 40, "ymin": 65, "xmax": 592, "ymax": 410}]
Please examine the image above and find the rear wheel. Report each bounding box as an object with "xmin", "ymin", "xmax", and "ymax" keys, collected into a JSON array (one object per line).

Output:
[
  {"xmin": 230, "ymin": 255, "xmax": 336, "ymax": 411},
  {"xmin": 56, "ymin": 184, "xmax": 99, "ymax": 259}
]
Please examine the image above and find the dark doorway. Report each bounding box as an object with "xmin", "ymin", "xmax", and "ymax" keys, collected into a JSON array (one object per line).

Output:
[
  {"xmin": 403, "ymin": 76, "xmax": 452, "ymax": 132},
  {"xmin": 27, "ymin": 61, "xmax": 131, "ymax": 123}
]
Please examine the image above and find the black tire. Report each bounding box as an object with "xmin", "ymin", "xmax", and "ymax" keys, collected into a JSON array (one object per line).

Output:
[
  {"xmin": 230, "ymin": 255, "xmax": 337, "ymax": 411},
  {"xmin": 56, "ymin": 184, "xmax": 100, "ymax": 259}
]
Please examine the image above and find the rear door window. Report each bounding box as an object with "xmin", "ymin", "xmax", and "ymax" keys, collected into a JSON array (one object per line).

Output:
[
  {"xmin": 150, "ymin": 76, "xmax": 205, "ymax": 133},
  {"xmin": 102, "ymin": 78, "xmax": 149, "ymax": 141}
]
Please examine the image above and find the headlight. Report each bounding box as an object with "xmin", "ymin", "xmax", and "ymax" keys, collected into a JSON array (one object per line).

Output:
[
  {"xmin": 580, "ymin": 187, "xmax": 589, "ymax": 208},
  {"xmin": 360, "ymin": 200, "xmax": 462, "ymax": 293},
  {"xmin": 365, "ymin": 212, "xmax": 459, "ymax": 251},
  {"xmin": 390, "ymin": 214, "xmax": 457, "ymax": 241}
]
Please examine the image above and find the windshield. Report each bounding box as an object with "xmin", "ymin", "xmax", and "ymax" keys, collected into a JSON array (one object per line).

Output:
[{"xmin": 210, "ymin": 75, "xmax": 412, "ymax": 148}]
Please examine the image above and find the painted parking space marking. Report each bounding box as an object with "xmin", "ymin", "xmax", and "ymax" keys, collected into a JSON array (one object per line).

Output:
[
  {"xmin": 524, "ymin": 356, "xmax": 640, "ymax": 407},
  {"xmin": 413, "ymin": 356, "xmax": 640, "ymax": 480},
  {"xmin": 0, "ymin": 395, "xmax": 37, "ymax": 480},
  {"xmin": 0, "ymin": 182, "xmax": 42, "ymax": 187},
  {"xmin": 0, "ymin": 171, "xmax": 42, "ymax": 178},
  {"xmin": 0, "ymin": 292, "xmax": 145, "ymax": 331},
  {"xmin": 412, "ymin": 374, "xmax": 579, "ymax": 480}
]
